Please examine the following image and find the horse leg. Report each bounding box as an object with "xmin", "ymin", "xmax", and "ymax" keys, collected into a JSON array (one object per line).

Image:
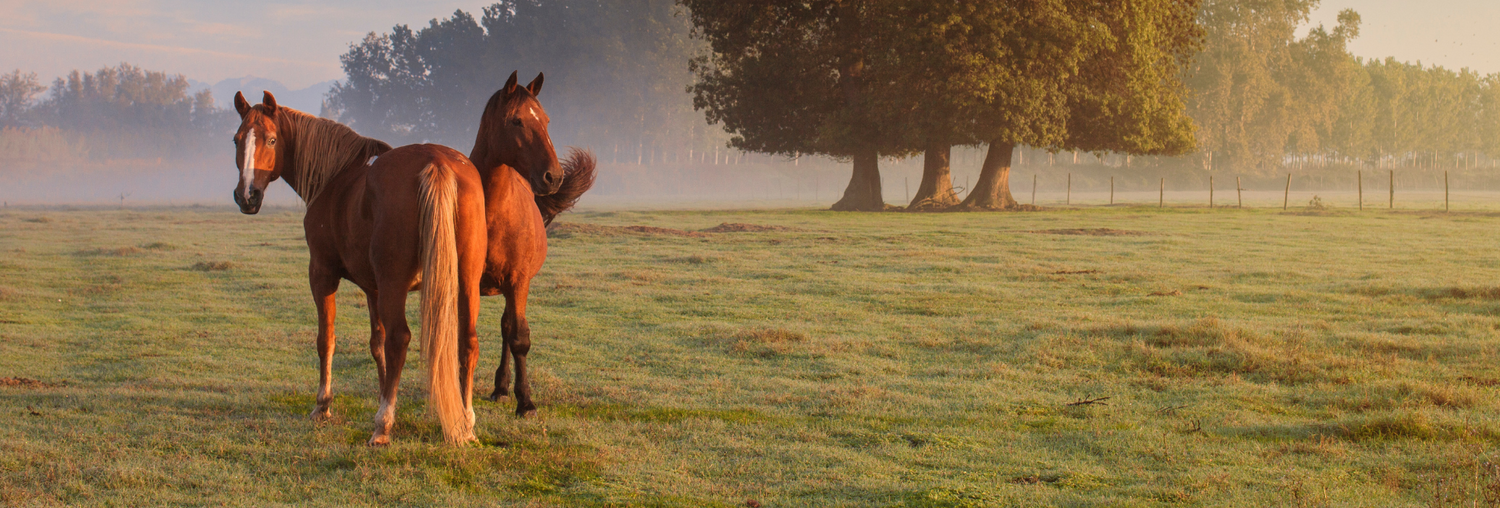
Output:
[
  {"xmin": 507, "ymin": 280, "xmax": 537, "ymax": 417},
  {"xmin": 488, "ymin": 312, "xmax": 513, "ymax": 402},
  {"xmin": 369, "ymin": 285, "xmax": 412, "ymax": 447},
  {"xmin": 310, "ymin": 269, "xmax": 339, "ymax": 421},
  {"xmin": 458, "ymin": 268, "xmax": 481, "ymax": 429},
  {"xmin": 365, "ymin": 289, "xmax": 386, "ymax": 393}
]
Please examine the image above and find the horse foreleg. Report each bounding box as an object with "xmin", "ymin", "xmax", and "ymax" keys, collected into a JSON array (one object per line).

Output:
[
  {"xmin": 488, "ymin": 319, "xmax": 512, "ymax": 402},
  {"xmin": 310, "ymin": 272, "xmax": 339, "ymax": 421},
  {"xmin": 369, "ymin": 287, "xmax": 412, "ymax": 447},
  {"xmin": 506, "ymin": 281, "xmax": 537, "ymax": 417}
]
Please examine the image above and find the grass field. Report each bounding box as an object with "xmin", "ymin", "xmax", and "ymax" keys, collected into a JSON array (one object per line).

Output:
[{"xmin": 5, "ymin": 204, "xmax": 1500, "ymax": 506}]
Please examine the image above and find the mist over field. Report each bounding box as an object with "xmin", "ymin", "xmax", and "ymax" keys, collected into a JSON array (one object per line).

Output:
[{"xmin": 3, "ymin": 1, "xmax": 1500, "ymax": 210}]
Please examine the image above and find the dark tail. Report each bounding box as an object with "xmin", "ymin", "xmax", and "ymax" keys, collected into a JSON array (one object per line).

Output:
[{"xmin": 536, "ymin": 148, "xmax": 597, "ymax": 226}]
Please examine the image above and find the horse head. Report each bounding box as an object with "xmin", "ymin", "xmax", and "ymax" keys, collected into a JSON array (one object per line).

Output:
[
  {"xmin": 472, "ymin": 71, "xmax": 564, "ymax": 196},
  {"xmin": 230, "ymin": 91, "xmax": 287, "ymax": 214}
]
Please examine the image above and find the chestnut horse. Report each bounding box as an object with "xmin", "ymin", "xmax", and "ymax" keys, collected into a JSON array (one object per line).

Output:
[
  {"xmin": 469, "ymin": 72, "xmax": 595, "ymax": 415},
  {"xmin": 230, "ymin": 91, "xmax": 486, "ymax": 445}
]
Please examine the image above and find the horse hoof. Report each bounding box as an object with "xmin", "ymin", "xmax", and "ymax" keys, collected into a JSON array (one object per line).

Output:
[
  {"xmin": 310, "ymin": 407, "xmax": 333, "ymax": 422},
  {"xmin": 515, "ymin": 406, "xmax": 537, "ymax": 418},
  {"xmin": 367, "ymin": 434, "xmax": 391, "ymax": 447},
  {"xmin": 485, "ymin": 392, "xmax": 508, "ymax": 402}
]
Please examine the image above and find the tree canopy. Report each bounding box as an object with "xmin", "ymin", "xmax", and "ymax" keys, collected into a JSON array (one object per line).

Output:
[
  {"xmin": 685, "ymin": 0, "xmax": 1204, "ymax": 211},
  {"xmin": 326, "ymin": 0, "xmax": 708, "ymax": 162}
]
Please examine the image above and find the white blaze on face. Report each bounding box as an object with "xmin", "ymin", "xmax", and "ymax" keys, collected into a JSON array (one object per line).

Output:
[
  {"xmin": 240, "ymin": 128, "xmax": 257, "ymax": 200},
  {"xmin": 529, "ymin": 107, "xmax": 539, "ymax": 122}
]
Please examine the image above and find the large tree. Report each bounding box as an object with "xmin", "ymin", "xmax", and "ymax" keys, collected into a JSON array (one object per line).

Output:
[{"xmin": 685, "ymin": 0, "xmax": 916, "ymax": 211}]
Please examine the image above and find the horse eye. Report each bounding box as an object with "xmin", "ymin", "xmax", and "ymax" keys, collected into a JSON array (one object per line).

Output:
[
  {"xmin": 268, "ymin": 138, "xmax": 277, "ymax": 146},
  {"xmin": 511, "ymin": 118, "xmax": 523, "ymax": 127}
]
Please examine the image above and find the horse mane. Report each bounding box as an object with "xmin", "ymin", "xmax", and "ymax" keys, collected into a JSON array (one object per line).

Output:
[{"xmin": 274, "ymin": 107, "xmax": 392, "ymax": 204}]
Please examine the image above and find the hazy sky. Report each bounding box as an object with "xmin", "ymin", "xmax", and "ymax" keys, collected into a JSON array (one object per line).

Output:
[
  {"xmin": 0, "ymin": 0, "xmax": 493, "ymax": 89},
  {"xmin": 2, "ymin": 1, "xmax": 1499, "ymax": 90}
]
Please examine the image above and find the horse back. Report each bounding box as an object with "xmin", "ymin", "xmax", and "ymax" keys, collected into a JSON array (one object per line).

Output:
[{"xmin": 305, "ymin": 145, "xmax": 484, "ymax": 291}]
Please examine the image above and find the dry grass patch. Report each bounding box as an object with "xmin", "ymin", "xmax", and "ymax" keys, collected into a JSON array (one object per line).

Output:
[
  {"xmin": 1030, "ymin": 227, "xmax": 1156, "ymax": 236},
  {"xmin": 1130, "ymin": 318, "xmax": 1350, "ymax": 384},
  {"xmin": 729, "ymin": 327, "xmax": 808, "ymax": 358}
]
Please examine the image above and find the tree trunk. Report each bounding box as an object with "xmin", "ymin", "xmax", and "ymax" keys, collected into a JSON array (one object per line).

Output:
[
  {"xmin": 831, "ymin": 149, "xmax": 885, "ymax": 211},
  {"xmin": 907, "ymin": 137, "xmax": 959, "ymax": 211},
  {"xmin": 955, "ymin": 141, "xmax": 1019, "ymax": 210}
]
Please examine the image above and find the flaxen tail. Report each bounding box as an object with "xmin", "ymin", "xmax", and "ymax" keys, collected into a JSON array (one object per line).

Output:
[
  {"xmin": 535, "ymin": 148, "xmax": 597, "ymax": 226},
  {"xmin": 416, "ymin": 163, "xmax": 474, "ymax": 445}
]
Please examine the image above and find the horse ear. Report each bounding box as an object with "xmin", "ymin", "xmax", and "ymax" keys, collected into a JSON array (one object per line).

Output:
[
  {"xmin": 234, "ymin": 91, "xmax": 251, "ymax": 117},
  {"xmin": 527, "ymin": 73, "xmax": 544, "ymax": 96},
  {"xmin": 504, "ymin": 70, "xmax": 519, "ymax": 95},
  {"xmin": 262, "ymin": 91, "xmax": 279, "ymax": 114}
]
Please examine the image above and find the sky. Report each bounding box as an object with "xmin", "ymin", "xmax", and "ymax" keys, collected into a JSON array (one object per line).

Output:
[
  {"xmin": 1304, "ymin": 0, "xmax": 1500, "ymax": 73},
  {"xmin": 0, "ymin": 0, "xmax": 494, "ymax": 89},
  {"xmin": 3, "ymin": 1, "xmax": 1500, "ymax": 90}
]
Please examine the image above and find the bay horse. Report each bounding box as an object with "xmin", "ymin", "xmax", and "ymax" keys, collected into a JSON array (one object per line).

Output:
[
  {"xmin": 230, "ymin": 91, "xmax": 487, "ymax": 445},
  {"xmin": 468, "ymin": 71, "xmax": 596, "ymax": 416}
]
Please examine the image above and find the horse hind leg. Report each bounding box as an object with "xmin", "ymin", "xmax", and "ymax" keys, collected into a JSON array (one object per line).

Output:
[
  {"xmin": 368, "ymin": 283, "xmax": 413, "ymax": 446},
  {"xmin": 310, "ymin": 271, "xmax": 339, "ymax": 421}
]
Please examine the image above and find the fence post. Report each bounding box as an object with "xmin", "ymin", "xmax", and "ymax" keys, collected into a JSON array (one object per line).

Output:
[
  {"xmin": 1067, "ymin": 173, "xmax": 1072, "ymax": 205},
  {"xmin": 1210, "ymin": 175, "xmax": 1214, "ymax": 208},
  {"xmin": 1357, "ymin": 171, "xmax": 1363, "ymax": 211},
  {"xmin": 904, "ymin": 177, "xmax": 909, "ymax": 204},
  {"xmin": 1110, "ymin": 176, "xmax": 1115, "ymax": 205},
  {"xmin": 1236, "ymin": 176, "xmax": 1243, "ymax": 208},
  {"xmin": 1445, "ymin": 170, "xmax": 1450, "ymax": 212},
  {"xmin": 1388, "ymin": 169, "xmax": 1394, "ymax": 209},
  {"xmin": 1159, "ymin": 178, "xmax": 1164, "ymax": 208},
  {"xmin": 1032, "ymin": 174, "xmax": 1037, "ymax": 206},
  {"xmin": 1283, "ymin": 173, "xmax": 1291, "ymax": 210}
]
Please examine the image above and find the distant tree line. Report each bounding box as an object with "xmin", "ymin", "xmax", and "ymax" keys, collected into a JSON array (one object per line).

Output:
[
  {"xmin": 0, "ymin": 64, "xmax": 233, "ymax": 161},
  {"xmin": 1163, "ymin": 0, "xmax": 1500, "ymax": 177}
]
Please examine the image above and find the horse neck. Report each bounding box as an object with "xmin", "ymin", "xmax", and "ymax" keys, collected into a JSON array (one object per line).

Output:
[{"xmin": 277, "ymin": 113, "xmax": 381, "ymax": 204}]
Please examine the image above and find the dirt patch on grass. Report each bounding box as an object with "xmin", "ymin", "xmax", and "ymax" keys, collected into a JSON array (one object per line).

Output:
[
  {"xmin": 1030, "ymin": 228, "xmax": 1155, "ymax": 236},
  {"xmin": 1053, "ymin": 269, "xmax": 1101, "ymax": 275},
  {"xmin": 1420, "ymin": 287, "xmax": 1500, "ymax": 300},
  {"xmin": 192, "ymin": 261, "xmax": 235, "ymax": 271},
  {"xmin": 548, "ymin": 223, "xmax": 708, "ymax": 238},
  {"xmin": 77, "ymin": 246, "xmax": 142, "ymax": 256},
  {"xmin": 700, "ymin": 222, "xmax": 794, "ymax": 233},
  {"xmin": 0, "ymin": 377, "xmax": 65, "ymax": 389}
]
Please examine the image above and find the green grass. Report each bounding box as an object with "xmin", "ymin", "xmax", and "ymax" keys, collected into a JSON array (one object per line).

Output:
[{"xmin": 5, "ymin": 205, "xmax": 1500, "ymax": 506}]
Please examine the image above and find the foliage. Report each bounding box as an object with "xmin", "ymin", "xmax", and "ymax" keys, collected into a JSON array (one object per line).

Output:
[
  {"xmin": 0, "ymin": 64, "xmax": 235, "ymax": 161},
  {"xmin": 0, "ymin": 70, "xmax": 45, "ymax": 128},
  {"xmin": 1185, "ymin": 1, "xmax": 1500, "ymax": 174},
  {"xmin": 326, "ymin": 0, "xmax": 709, "ymax": 159}
]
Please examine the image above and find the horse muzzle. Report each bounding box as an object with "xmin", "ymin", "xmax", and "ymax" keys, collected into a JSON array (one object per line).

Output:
[
  {"xmin": 537, "ymin": 169, "xmax": 564, "ymax": 196},
  {"xmin": 235, "ymin": 188, "xmax": 263, "ymax": 215}
]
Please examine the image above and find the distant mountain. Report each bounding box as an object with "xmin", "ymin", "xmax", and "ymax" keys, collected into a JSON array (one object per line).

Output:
[{"xmin": 206, "ymin": 77, "xmax": 336, "ymax": 115}]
